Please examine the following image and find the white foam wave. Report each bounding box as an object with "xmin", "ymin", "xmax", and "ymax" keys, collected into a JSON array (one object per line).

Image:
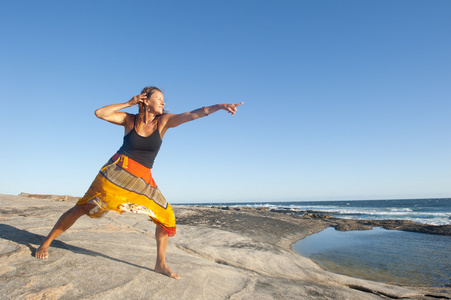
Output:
[
  {"xmin": 224, "ymin": 202, "xmax": 451, "ymax": 225},
  {"xmin": 287, "ymin": 206, "xmax": 450, "ymax": 226}
]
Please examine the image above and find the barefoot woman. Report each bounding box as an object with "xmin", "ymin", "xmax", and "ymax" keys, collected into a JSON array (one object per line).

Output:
[{"xmin": 35, "ymin": 86, "xmax": 243, "ymax": 279}]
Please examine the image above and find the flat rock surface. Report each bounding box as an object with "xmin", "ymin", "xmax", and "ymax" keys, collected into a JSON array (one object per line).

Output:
[{"xmin": 1, "ymin": 194, "xmax": 449, "ymax": 299}]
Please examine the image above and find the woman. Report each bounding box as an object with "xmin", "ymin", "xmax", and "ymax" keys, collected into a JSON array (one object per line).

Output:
[{"xmin": 35, "ymin": 86, "xmax": 243, "ymax": 279}]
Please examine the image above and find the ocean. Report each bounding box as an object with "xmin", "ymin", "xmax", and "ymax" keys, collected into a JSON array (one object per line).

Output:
[
  {"xmin": 187, "ymin": 198, "xmax": 451, "ymax": 287},
  {"xmin": 189, "ymin": 198, "xmax": 451, "ymax": 225}
]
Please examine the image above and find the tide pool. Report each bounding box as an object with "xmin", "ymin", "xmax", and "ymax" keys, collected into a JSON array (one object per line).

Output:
[{"xmin": 293, "ymin": 227, "xmax": 451, "ymax": 287}]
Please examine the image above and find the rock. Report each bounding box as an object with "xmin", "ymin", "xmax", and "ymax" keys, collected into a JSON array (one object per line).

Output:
[
  {"xmin": 303, "ymin": 213, "xmax": 332, "ymax": 219},
  {"xmin": 19, "ymin": 193, "xmax": 79, "ymax": 202}
]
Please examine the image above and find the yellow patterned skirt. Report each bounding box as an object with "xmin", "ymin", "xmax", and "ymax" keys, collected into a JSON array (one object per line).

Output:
[{"xmin": 77, "ymin": 153, "xmax": 176, "ymax": 236}]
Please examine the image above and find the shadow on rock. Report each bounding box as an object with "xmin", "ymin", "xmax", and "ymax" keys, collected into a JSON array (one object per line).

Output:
[{"xmin": 0, "ymin": 224, "xmax": 154, "ymax": 272}]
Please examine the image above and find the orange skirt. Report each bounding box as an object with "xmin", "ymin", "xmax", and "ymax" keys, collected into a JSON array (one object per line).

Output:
[{"xmin": 77, "ymin": 153, "xmax": 176, "ymax": 237}]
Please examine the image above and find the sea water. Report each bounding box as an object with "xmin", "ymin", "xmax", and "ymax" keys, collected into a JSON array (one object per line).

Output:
[
  {"xmin": 187, "ymin": 198, "xmax": 451, "ymax": 287},
  {"xmin": 190, "ymin": 198, "xmax": 451, "ymax": 225},
  {"xmin": 293, "ymin": 227, "xmax": 451, "ymax": 287}
]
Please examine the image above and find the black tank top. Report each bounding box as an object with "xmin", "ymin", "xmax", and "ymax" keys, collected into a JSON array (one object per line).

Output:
[{"xmin": 117, "ymin": 116, "xmax": 162, "ymax": 168}]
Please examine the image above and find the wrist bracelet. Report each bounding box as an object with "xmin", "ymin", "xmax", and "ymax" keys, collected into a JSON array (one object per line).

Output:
[{"xmin": 201, "ymin": 107, "xmax": 209, "ymax": 116}]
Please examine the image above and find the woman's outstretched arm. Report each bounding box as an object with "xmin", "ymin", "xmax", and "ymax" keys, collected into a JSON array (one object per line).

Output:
[{"xmin": 162, "ymin": 102, "xmax": 244, "ymax": 130}]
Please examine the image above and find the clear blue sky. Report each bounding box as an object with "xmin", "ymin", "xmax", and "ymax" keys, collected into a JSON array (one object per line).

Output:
[{"xmin": 1, "ymin": 1, "xmax": 450, "ymax": 203}]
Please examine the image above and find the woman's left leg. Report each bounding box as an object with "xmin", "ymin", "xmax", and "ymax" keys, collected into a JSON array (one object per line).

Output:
[{"xmin": 154, "ymin": 225, "xmax": 180, "ymax": 279}]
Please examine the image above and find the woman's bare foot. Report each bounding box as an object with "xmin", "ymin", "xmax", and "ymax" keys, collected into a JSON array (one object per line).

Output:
[
  {"xmin": 155, "ymin": 263, "xmax": 180, "ymax": 279},
  {"xmin": 35, "ymin": 244, "xmax": 49, "ymax": 259}
]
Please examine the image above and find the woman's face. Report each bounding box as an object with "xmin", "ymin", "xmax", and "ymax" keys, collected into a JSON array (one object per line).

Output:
[{"xmin": 145, "ymin": 91, "xmax": 165, "ymax": 114}]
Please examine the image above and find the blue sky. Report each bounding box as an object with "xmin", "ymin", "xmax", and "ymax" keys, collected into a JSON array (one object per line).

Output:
[{"xmin": 1, "ymin": 1, "xmax": 450, "ymax": 203}]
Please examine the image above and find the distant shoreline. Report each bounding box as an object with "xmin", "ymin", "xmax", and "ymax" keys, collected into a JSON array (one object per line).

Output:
[{"xmin": 188, "ymin": 205, "xmax": 451, "ymax": 236}]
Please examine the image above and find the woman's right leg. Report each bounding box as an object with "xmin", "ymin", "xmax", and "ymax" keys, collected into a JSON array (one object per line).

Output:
[
  {"xmin": 35, "ymin": 203, "xmax": 97, "ymax": 259},
  {"xmin": 154, "ymin": 225, "xmax": 180, "ymax": 279}
]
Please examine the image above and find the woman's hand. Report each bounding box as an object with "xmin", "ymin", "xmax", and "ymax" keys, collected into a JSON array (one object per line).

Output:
[
  {"xmin": 127, "ymin": 92, "xmax": 147, "ymax": 107},
  {"xmin": 221, "ymin": 102, "xmax": 244, "ymax": 116}
]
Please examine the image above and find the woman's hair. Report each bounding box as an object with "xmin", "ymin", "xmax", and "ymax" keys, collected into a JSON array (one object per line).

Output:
[
  {"xmin": 141, "ymin": 86, "xmax": 162, "ymax": 99},
  {"xmin": 137, "ymin": 86, "xmax": 163, "ymax": 131}
]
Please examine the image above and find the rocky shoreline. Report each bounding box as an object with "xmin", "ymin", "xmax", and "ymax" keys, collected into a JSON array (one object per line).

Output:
[
  {"xmin": 209, "ymin": 205, "xmax": 451, "ymax": 236},
  {"xmin": 16, "ymin": 193, "xmax": 451, "ymax": 236},
  {"xmin": 2, "ymin": 194, "xmax": 450, "ymax": 299}
]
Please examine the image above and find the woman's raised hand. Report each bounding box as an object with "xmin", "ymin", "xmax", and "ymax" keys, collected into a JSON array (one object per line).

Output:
[
  {"xmin": 223, "ymin": 102, "xmax": 244, "ymax": 116},
  {"xmin": 127, "ymin": 92, "xmax": 147, "ymax": 106}
]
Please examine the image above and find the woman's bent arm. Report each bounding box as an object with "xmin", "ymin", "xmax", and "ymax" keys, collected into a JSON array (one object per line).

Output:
[{"xmin": 95, "ymin": 93, "xmax": 146, "ymax": 125}]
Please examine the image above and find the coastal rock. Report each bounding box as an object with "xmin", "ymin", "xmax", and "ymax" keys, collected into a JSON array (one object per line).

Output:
[
  {"xmin": 1, "ymin": 194, "xmax": 449, "ymax": 299},
  {"xmin": 213, "ymin": 206, "xmax": 272, "ymax": 213},
  {"xmin": 270, "ymin": 208, "xmax": 296, "ymax": 214},
  {"xmin": 382, "ymin": 222, "xmax": 451, "ymax": 236},
  {"xmin": 334, "ymin": 222, "xmax": 374, "ymax": 231},
  {"xmin": 302, "ymin": 213, "xmax": 333, "ymax": 219},
  {"xmin": 18, "ymin": 192, "xmax": 79, "ymax": 202},
  {"xmin": 325, "ymin": 219, "xmax": 451, "ymax": 236}
]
